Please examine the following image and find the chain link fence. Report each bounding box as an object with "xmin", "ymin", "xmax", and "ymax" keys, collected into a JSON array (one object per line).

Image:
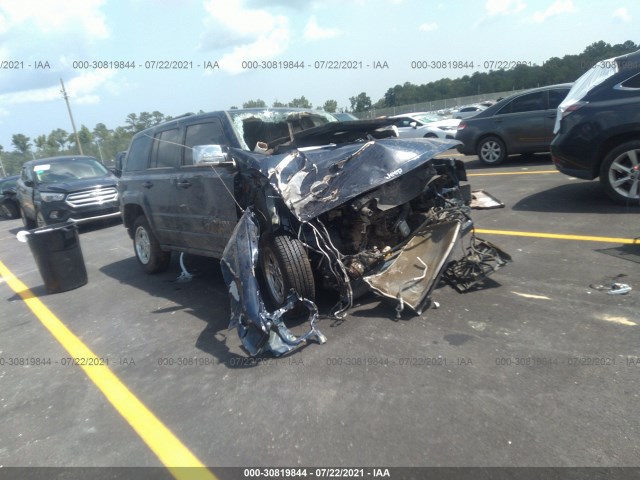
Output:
[{"xmin": 351, "ymin": 89, "xmax": 526, "ymax": 119}]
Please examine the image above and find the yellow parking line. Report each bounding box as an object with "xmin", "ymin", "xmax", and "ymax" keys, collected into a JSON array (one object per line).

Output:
[
  {"xmin": 0, "ymin": 260, "xmax": 216, "ymax": 480},
  {"xmin": 468, "ymin": 170, "xmax": 559, "ymax": 176},
  {"xmin": 475, "ymin": 229, "xmax": 640, "ymax": 244}
]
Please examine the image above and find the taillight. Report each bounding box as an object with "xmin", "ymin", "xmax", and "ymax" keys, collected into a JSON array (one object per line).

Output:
[
  {"xmin": 562, "ymin": 102, "xmax": 586, "ymax": 118},
  {"xmin": 457, "ymin": 122, "xmax": 467, "ymax": 131}
]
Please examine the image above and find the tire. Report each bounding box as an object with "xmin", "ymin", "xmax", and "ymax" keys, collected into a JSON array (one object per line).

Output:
[
  {"xmin": 599, "ymin": 141, "xmax": 640, "ymax": 205},
  {"xmin": 259, "ymin": 234, "xmax": 315, "ymax": 308},
  {"xmin": 477, "ymin": 136, "xmax": 507, "ymax": 165},
  {"xmin": 6, "ymin": 202, "xmax": 20, "ymax": 219},
  {"xmin": 133, "ymin": 215, "xmax": 171, "ymax": 273},
  {"xmin": 21, "ymin": 207, "xmax": 36, "ymax": 229}
]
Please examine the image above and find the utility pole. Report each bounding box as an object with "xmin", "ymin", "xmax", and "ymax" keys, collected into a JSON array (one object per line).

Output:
[
  {"xmin": 0, "ymin": 153, "xmax": 6, "ymax": 178},
  {"xmin": 60, "ymin": 78, "xmax": 83, "ymax": 155}
]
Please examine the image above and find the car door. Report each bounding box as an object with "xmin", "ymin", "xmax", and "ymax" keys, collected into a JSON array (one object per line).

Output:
[
  {"xmin": 393, "ymin": 117, "xmax": 423, "ymax": 139},
  {"xmin": 493, "ymin": 91, "xmax": 547, "ymax": 152},
  {"xmin": 544, "ymin": 88, "xmax": 571, "ymax": 143},
  {"xmin": 17, "ymin": 165, "xmax": 35, "ymax": 218},
  {"xmin": 145, "ymin": 128, "xmax": 182, "ymax": 246},
  {"xmin": 174, "ymin": 118, "xmax": 238, "ymax": 257}
]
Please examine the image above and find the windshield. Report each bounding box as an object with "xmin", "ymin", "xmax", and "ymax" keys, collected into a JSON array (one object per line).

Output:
[
  {"xmin": 414, "ymin": 114, "xmax": 439, "ymax": 124},
  {"xmin": 226, "ymin": 108, "xmax": 338, "ymax": 151},
  {"xmin": 33, "ymin": 158, "xmax": 109, "ymax": 184}
]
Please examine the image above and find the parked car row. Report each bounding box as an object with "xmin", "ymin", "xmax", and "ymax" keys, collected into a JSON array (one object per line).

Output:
[
  {"xmin": 388, "ymin": 113, "xmax": 460, "ymax": 140},
  {"xmin": 454, "ymin": 49, "xmax": 640, "ymax": 205},
  {"xmin": 455, "ymin": 83, "xmax": 573, "ymax": 165}
]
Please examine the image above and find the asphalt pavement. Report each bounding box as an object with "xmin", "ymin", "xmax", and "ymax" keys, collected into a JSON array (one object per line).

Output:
[{"xmin": 0, "ymin": 153, "xmax": 639, "ymax": 477}]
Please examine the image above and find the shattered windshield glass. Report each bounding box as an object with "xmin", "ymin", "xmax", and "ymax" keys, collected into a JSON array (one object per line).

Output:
[{"xmin": 227, "ymin": 108, "xmax": 338, "ymax": 152}]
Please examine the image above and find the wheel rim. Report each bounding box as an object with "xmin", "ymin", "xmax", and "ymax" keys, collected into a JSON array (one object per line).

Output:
[
  {"xmin": 608, "ymin": 148, "xmax": 640, "ymax": 200},
  {"xmin": 263, "ymin": 249, "xmax": 286, "ymax": 305},
  {"xmin": 135, "ymin": 226, "xmax": 151, "ymax": 264},
  {"xmin": 480, "ymin": 140, "xmax": 502, "ymax": 163}
]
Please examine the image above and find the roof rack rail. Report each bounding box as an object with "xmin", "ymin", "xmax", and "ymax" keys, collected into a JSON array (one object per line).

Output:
[{"xmin": 172, "ymin": 112, "xmax": 195, "ymax": 120}]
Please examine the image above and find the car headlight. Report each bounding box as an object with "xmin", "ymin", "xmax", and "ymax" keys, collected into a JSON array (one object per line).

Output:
[{"xmin": 40, "ymin": 192, "xmax": 65, "ymax": 202}]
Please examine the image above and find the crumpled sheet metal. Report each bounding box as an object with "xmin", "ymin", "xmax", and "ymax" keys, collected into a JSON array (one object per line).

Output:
[
  {"xmin": 231, "ymin": 138, "xmax": 461, "ymax": 221},
  {"xmin": 220, "ymin": 208, "xmax": 326, "ymax": 356},
  {"xmin": 364, "ymin": 221, "xmax": 461, "ymax": 314}
]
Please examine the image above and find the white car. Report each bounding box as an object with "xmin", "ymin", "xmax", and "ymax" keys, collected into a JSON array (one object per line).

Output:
[
  {"xmin": 451, "ymin": 105, "xmax": 487, "ymax": 119},
  {"xmin": 389, "ymin": 113, "xmax": 460, "ymax": 139}
]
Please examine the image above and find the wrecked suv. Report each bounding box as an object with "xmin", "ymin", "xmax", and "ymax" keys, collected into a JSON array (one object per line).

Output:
[{"xmin": 119, "ymin": 108, "xmax": 508, "ymax": 356}]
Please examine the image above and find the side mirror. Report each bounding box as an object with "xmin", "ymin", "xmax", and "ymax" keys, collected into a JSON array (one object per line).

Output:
[
  {"xmin": 24, "ymin": 180, "xmax": 34, "ymax": 187},
  {"xmin": 193, "ymin": 145, "xmax": 233, "ymax": 165},
  {"xmin": 410, "ymin": 121, "xmax": 417, "ymax": 129},
  {"xmin": 114, "ymin": 151, "xmax": 126, "ymax": 177}
]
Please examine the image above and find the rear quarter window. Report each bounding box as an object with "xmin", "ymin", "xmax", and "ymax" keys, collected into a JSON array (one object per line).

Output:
[
  {"xmin": 125, "ymin": 135, "xmax": 152, "ymax": 172},
  {"xmin": 548, "ymin": 89, "xmax": 570, "ymax": 109},
  {"xmin": 151, "ymin": 129, "xmax": 181, "ymax": 168}
]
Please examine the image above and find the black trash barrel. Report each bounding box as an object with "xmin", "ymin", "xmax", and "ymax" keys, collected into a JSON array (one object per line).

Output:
[{"xmin": 26, "ymin": 222, "xmax": 88, "ymax": 294}]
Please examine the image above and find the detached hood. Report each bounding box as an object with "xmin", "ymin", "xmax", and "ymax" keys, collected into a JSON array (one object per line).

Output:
[{"xmin": 231, "ymin": 138, "xmax": 461, "ymax": 221}]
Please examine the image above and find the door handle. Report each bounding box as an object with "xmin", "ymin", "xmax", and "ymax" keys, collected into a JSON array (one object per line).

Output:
[
  {"xmin": 176, "ymin": 180, "xmax": 192, "ymax": 188},
  {"xmin": 142, "ymin": 181, "xmax": 153, "ymax": 189}
]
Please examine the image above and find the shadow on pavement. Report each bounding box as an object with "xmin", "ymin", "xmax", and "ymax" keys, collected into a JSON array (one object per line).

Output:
[{"xmin": 512, "ymin": 181, "xmax": 640, "ymax": 214}]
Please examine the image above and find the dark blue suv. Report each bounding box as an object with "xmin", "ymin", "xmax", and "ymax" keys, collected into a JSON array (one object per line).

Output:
[{"xmin": 551, "ymin": 49, "xmax": 640, "ymax": 205}]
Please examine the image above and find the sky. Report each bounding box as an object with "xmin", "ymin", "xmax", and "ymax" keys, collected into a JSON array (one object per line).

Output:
[{"xmin": 0, "ymin": 0, "xmax": 637, "ymax": 155}]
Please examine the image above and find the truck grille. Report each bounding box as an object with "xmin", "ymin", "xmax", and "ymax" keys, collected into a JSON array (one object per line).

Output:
[{"xmin": 65, "ymin": 187, "xmax": 118, "ymax": 208}]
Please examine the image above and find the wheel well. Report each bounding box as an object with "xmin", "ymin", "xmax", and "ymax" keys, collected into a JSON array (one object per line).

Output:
[
  {"xmin": 476, "ymin": 134, "xmax": 505, "ymax": 153},
  {"xmin": 595, "ymin": 133, "xmax": 640, "ymax": 178},
  {"xmin": 123, "ymin": 204, "xmax": 145, "ymax": 238}
]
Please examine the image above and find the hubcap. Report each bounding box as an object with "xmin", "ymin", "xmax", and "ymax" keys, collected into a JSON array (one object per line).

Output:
[
  {"xmin": 263, "ymin": 249, "xmax": 285, "ymax": 305},
  {"xmin": 135, "ymin": 226, "xmax": 151, "ymax": 264},
  {"xmin": 481, "ymin": 141, "xmax": 501, "ymax": 163},
  {"xmin": 609, "ymin": 149, "xmax": 640, "ymax": 200}
]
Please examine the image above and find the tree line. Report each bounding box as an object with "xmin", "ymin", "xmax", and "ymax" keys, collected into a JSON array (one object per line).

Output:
[{"xmin": 1, "ymin": 40, "xmax": 636, "ymax": 176}]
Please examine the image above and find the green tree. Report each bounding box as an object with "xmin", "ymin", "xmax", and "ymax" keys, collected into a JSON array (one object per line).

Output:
[
  {"xmin": 48, "ymin": 128, "xmax": 69, "ymax": 150},
  {"xmin": 323, "ymin": 99, "xmax": 338, "ymax": 112},
  {"xmin": 34, "ymin": 135, "xmax": 47, "ymax": 152},
  {"xmin": 272, "ymin": 100, "xmax": 286, "ymax": 107},
  {"xmin": 349, "ymin": 92, "xmax": 372, "ymax": 112},
  {"xmin": 243, "ymin": 99, "xmax": 267, "ymax": 108},
  {"xmin": 288, "ymin": 96, "xmax": 312, "ymax": 108},
  {"xmin": 11, "ymin": 134, "xmax": 31, "ymax": 154}
]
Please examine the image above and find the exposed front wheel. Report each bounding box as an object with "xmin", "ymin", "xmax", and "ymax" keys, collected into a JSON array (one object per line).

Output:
[
  {"xmin": 260, "ymin": 234, "xmax": 315, "ymax": 308},
  {"xmin": 477, "ymin": 136, "xmax": 506, "ymax": 165},
  {"xmin": 133, "ymin": 215, "xmax": 171, "ymax": 273},
  {"xmin": 600, "ymin": 141, "xmax": 640, "ymax": 205}
]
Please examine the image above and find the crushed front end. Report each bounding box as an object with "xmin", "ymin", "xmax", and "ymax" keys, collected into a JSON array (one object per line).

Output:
[{"xmin": 222, "ymin": 136, "xmax": 510, "ymax": 356}]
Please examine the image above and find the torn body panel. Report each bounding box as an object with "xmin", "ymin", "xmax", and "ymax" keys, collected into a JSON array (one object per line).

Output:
[
  {"xmin": 220, "ymin": 208, "xmax": 326, "ymax": 357},
  {"xmin": 230, "ymin": 138, "xmax": 462, "ymax": 221},
  {"xmin": 222, "ymin": 136, "xmax": 509, "ymax": 355},
  {"xmin": 364, "ymin": 221, "xmax": 461, "ymax": 315}
]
